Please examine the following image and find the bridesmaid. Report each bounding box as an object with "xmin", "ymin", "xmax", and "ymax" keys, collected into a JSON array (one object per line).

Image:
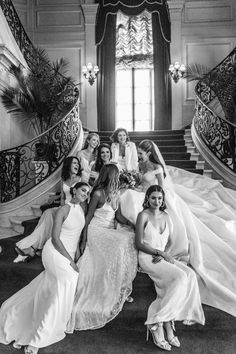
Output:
[
  {"xmin": 0, "ymin": 182, "xmax": 90, "ymax": 354},
  {"xmin": 135, "ymin": 185, "xmax": 205, "ymax": 351},
  {"xmin": 110, "ymin": 127, "xmax": 138, "ymax": 171},
  {"xmin": 76, "ymin": 132, "xmax": 100, "ymax": 184},
  {"xmin": 89, "ymin": 143, "xmax": 112, "ymax": 185},
  {"xmin": 14, "ymin": 156, "xmax": 82, "ymax": 262}
]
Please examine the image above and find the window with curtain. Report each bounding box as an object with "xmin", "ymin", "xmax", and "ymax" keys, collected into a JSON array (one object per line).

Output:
[{"xmin": 115, "ymin": 11, "xmax": 154, "ymax": 131}]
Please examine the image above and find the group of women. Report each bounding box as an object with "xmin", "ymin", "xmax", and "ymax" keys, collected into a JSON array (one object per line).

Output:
[{"xmin": 0, "ymin": 127, "xmax": 236, "ymax": 353}]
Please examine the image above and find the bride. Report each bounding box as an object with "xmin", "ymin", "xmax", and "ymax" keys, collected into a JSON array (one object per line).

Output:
[
  {"xmin": 67, "ymin": 164, "xmax": 137, "ymax": 332},
  {"xmin": 120, "ymin": 139, "xmax": 236, "ymax": 318}
]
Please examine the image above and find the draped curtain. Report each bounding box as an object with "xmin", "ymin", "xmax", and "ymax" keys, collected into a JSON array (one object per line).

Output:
[{"xmin": 96, "ymin": 0, "xmax": 171, "ymax": 131}]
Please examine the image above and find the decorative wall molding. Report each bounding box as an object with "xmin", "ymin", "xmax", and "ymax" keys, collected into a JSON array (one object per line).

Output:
[
  {"xmin": 36, "ymin": 10, "xmax": 82, "ymax": 30},
  {"xmin": 184, "ymin": 1, "xmax": 232, "ymax": 23}
]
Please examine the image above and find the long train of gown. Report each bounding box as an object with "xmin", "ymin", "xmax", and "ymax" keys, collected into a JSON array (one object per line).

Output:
[
  {"xmin": 15, "ymin": 182, "xmax": 74, "ymax": 252},
  {"xmin": 139, "ymin": 219, "xmax": 205, "ymax": 325},
  {"xmin": 67, "ymin": 201, "xmax": 138, "ymax": 332},
  {"xmin": 0, "ymin": 203, "xmax": 84, "ymax": 349},
  {"xmin": 120, "ymin": 166, "xmax": 236, "ymax": 318}
]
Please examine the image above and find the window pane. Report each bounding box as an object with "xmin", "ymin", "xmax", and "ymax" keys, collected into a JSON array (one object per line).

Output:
[
  {"xmin": 116, "ymin": 70, "xmax": 132, "ymax": 87},
  {"xmin": 135, "ymin": 120, "xmax": 151, "ymax": 131},
  {"xmin": 135, "ymin": 87, "xmax": 150, "ymax": 103},
  {"xmin": 135, "ymin": 104, "xmax": 150, "ymax": 121},
  {"xmin": 117, "ymin": 87, "xmax": 132, "ymax": 103},
  {"xmin": 116, "ymin": 120, "xmax": 133, "ymax": 131},
  {"xmin": 134, "ymin": 69, "xmax": 150, "ymax": 87},
  {"xmin": 116, "ymin": 104, "xmax": 132, "ymax": 121}
]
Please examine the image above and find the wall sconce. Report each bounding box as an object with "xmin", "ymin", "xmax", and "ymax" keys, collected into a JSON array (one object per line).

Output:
[
  {"xmin": 82, "ymin": 63, "xmax": 99, "ymax": 86},
  {"xmin": 169, "ymin": 62, "xmax": 186, "ymax": 83}
]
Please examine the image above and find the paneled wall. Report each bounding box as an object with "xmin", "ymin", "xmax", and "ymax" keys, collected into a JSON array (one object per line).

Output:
[
  {"xmin": 169, "ymin": 0, "xmax": 236, "ymax": 128},
  {"xmin": 12, "ymin": 0, "xmax": 236, "ymax": 131},
  {"xmin": 14, "ymin": 0, "xmax": 88, "ymax": 127}
]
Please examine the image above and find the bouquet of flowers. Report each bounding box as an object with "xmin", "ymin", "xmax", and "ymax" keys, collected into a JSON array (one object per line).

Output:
[{"xmin": 119, "ymin": 169, "xmax": 141, "ymax": 190}]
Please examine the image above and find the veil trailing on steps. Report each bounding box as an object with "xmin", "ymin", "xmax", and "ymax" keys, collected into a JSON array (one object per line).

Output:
[{"xmin": 121, "ymin": 141, "xmax": 236, "ymax": 318}]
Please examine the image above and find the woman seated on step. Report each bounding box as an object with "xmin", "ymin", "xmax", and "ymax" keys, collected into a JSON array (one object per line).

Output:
[
  {"xmin": 88, "ymin": 143, "xmax": 112, "ymax": 186},
  {"xmin": 0, "ymin": 182, "xmax": 90, "ymax": 354},
  {"xmin": 110, "ymin": 127, "xmax": 138, "ymax": 171},
  {"xmin": 13, "ymin": 156, "xmax": 83, "ymax": 263},
  {"xmin": 136, "ymin": 184, "xmax": 205, "ymax": 351},
  {"xmin": 66, "ymin": 164, "xmax": 137, "ymax": 332},
  {"xmin": 120, "ymin": 139, "xmax": 236, "ymax": 321},
  {"xmin": 76, "ymin": 132, "xmax": 100, "ymax": 184}
]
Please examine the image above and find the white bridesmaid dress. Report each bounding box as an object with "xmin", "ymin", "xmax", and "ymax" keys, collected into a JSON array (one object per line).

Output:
[
  {"xmin": 119, "ymin": 166, "xmax": 236, "ymax": 319},
  {"xmin": 139, "ymin": 217, "xmax": 205, "ymax": 325},
  {"xmin": 15, "ymin": 183, "xmax": 75, "ymax": 254},
  {"xmin": 0, "ymin": 202, "xmax": 85, "ymax": 349}
]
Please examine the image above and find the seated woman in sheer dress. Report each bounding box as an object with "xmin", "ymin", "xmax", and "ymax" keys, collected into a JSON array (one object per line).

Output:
[
  {"xmin": 0, "ymin": 182, "xmax": 90, "ymax": 354},
  {"xmin": 136, "ymin": 185, "xmax": 204, "ymax": 351},
  {"xmin": 120, "ymin": 139, "xmax": 236, "ymax": 320},
  {"xmin": 13, "ymin": 156, "xmax": 83, "ymax": 263},
  {"xmin": 110, "ymin": 127, "xmax": 138, "ymax": 171},
  {"xmin": 66, "ymin": 164, "xmax": 137, "ymax": 332},
  {"xmin": 76, "ymin": 132, "xmax": 100, "ymax": 184}
]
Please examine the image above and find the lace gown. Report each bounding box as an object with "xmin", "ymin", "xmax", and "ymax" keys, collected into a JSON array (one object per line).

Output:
[
  {"xmin": 139, "ymin": 217, "xmax": 205, "ymax": 325},
  {"xmin": 15, "ymin": 183, "xmax": 74, "ymax": 252},
  {"xmin": 67, "ymin": 201, "xmax": 138, "ymax": 332},
  {"xmin": 0, "ymin": 203, "xmax": 85, "ymax": 349},
  {"xmin": 120, "ymin": 167, "xmax": 236, "ymax": 318}
]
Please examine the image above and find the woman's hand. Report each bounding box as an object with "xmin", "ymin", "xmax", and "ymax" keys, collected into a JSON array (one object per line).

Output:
[
  {"xmin": 161, "ymin": 252, "xmax": 175, "ymax": 264},
  {"xmin": 70, "ymin": 260, "xmax": 79, "ymax": 272}
]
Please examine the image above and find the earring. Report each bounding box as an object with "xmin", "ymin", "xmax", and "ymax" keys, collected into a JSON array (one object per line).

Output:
[{"xmin": 144, "ymin": 200, "xmax": 150, "ymax": 208}]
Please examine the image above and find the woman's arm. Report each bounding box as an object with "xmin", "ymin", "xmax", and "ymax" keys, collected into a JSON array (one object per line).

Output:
[
  {"xmin": 60, "ymin": 181, "xmax": 66, "ymax": 206},
  {"xmin": 155, "ymin": 166, "xmax": 165, "ymax": 188},
  {"xmin": 51, "ymin": 205, "xmax": 79, "ymax": 271},
  {"xmin": 135, "ymin": 212, "xmax": 162, "ymax": 256},
  {"xmin": 115, "ymin": 205, "xmax": 134, "ymax": 229},
  {"xmin": 80, "ymin": 190, "xmax": 101, "ymax": 253},
  {"xmin": 130, "ymin": 142, "xmax": 139, "ymax": 171}
]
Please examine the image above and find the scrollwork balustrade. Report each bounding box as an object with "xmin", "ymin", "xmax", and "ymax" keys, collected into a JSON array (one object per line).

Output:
[{"xmin": 0, "ymin": 104, "xmax": 81, "ymax": 203}]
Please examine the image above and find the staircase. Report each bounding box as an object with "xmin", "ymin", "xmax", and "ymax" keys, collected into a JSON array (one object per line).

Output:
[
  {"xmin": 2, "ymin": 127, "xmax": 214, "ymax": 239},
  {"xmin": 98, "ymin": 128, "xmax": 212, "ymax": 176}
]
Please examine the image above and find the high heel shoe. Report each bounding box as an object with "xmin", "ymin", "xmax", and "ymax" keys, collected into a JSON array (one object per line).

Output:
[
  {"xmin": 164, "ymin": 321, "xmax": 180, "ymax": 348},
  {"xmin": 24, "ymin": 345, "xmax": 39, "ymax": 354},
  {"xmin": 146, "ymin": 323, "xmax": 171, "ymax": 351}
]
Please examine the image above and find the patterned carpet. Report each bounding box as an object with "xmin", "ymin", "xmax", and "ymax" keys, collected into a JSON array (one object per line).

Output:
[{"xmin": 0, "ymin": 235, "xmax": 236, "ymax": 354}]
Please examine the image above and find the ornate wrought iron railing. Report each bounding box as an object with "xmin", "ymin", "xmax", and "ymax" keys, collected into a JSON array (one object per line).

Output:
[
  {"xmin": 0, "ymin": 104, "xmax": 81, "ymax": 203},
  {"xmin": 0, "ymin": 0, "xmax": 81, "ymax": 202},
  {"xmin": 194, "ymin": 47, "xmax": 236, "ymax": 173},
  {"xmin": 193, "ymin": 97, "xmax": 236, "ymax": 172}
]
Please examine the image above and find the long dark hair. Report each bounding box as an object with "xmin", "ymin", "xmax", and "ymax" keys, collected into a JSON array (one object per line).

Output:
[
  {"xmin": 110, "ymin": 127, "xmax": 130, "ymax": 143},
  {"xmin": 92, "ymin": 164, "xmax": 119, "ymax": 197},
  {"xmin": 94, "ymin": 143, "xmax": 111, "ymax": 172},
  {"xmin": 82, "ymin": 132, "xmax": 100, "ymax": 151},
  {"xmin": 138, "ymin": 140, "xmax": 166, "ymax": 178},
  {"xmin": 61, "ymin": 156, "xmax": 82, "ymax": 181},
  {"xmin": 143, "ymin": 185, "xmax": 167, "ymax": 211}
]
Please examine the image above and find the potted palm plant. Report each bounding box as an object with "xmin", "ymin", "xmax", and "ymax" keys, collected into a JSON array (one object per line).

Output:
[{"xmin": 1, "ymin": 48, "xmax": 78, "ymax": 160}]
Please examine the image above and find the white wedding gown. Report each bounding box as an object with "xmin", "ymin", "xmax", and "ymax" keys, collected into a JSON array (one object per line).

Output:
[
  {"xmin": 67, "ymin": 201, "xmax": 138, "ymax": 332},
  {"xmin": 0, "ymin": 203, "xmax": 84, "ymax": 349},
  {"xmin": 120, "ymin": 165, "xmax": 236, "ymax": 318},
  {"xmin": 139, "ymin": 218, "xmax": 205, "ymax": 325}
]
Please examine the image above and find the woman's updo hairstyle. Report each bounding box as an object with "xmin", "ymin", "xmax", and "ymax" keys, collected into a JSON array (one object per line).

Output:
[
  {"xmin": 138, "ymin": 140, "xmax": 166, "ymax": 178},
  {"xmin": 143, "ymin": 185, "xmax": 166, "ymax": 211},
  {"xmin": 70, "ymin": 181, "xmax": 90, "ymax": 197}
]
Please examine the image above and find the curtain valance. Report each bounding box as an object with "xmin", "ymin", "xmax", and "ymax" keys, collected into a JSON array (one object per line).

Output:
[{"xmin": 95, "ymin": 0, "xmax": 170, "ymax": 45}]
